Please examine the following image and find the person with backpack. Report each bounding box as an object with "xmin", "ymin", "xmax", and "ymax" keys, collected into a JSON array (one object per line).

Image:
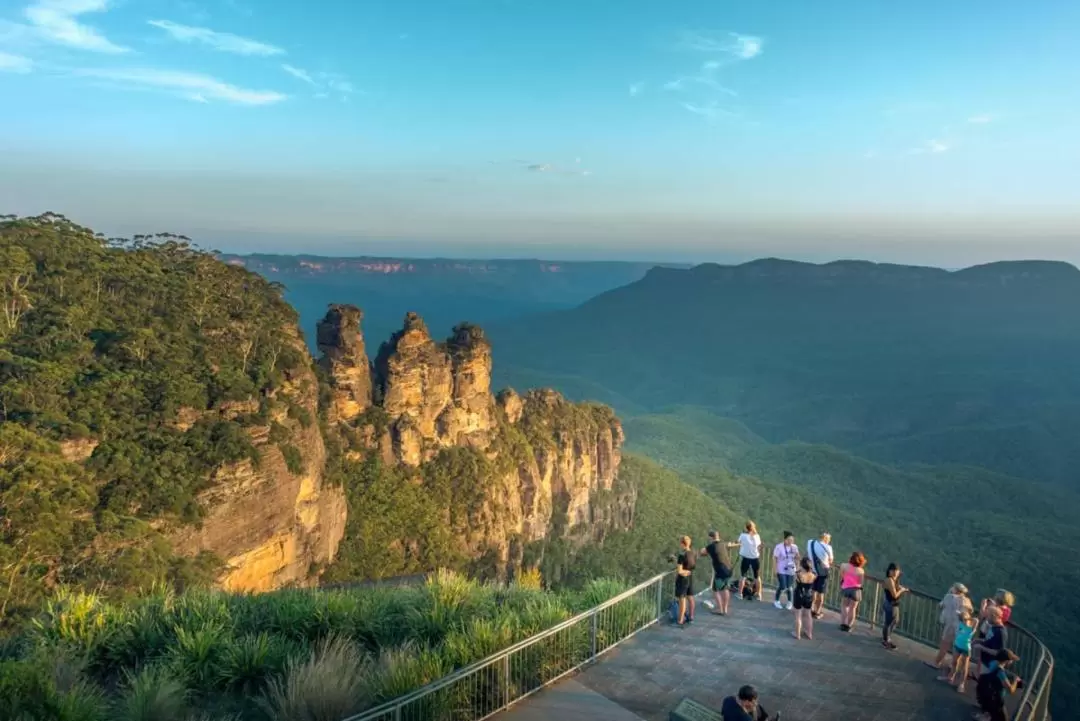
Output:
[
  {"xmin": 674, "ymin": 535, "xmax": 697, "ymax": 627},
  {"xmin": 736, "ymin": 521, "xmax": 763, "ymax": 602},
  {"xmin": 805, "ymin": 531, "xmax": 833, "ymax": 619}
]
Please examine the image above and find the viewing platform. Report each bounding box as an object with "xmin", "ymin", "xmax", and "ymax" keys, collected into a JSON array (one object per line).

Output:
[
  {"xmin": 345, "ymin": 570, "xmax": 1052, "ymax": 721},
  {"xmin": 497, "ymin": 596, "xmax": 972, "ymax": 721}
]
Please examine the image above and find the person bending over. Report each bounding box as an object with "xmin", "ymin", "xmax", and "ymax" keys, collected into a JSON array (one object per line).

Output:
[
  {"xmin": 675, "ymin": 535, "xmax": 697, "ymax": 626},
  {"xmin": 721, "ymin": 685, "xmax": 775, "ymax": 721}
]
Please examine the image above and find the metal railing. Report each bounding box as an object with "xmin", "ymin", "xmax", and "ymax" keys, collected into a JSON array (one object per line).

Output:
[
  {"xmin": 753, "ymin": 550, "xmax": 1054, "ymax": 721},
  {"xmin": 340, "ymin": 554, "xmax": 1054, "ymax": 721},
  {"xmin": 342, "ymin": 572, "xmax": 669, "ymax": 721}
]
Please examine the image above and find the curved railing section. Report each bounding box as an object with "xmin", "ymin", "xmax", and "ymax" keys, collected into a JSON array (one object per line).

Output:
[
  {"xmin": 342, "ymin": 572, "xmax": 670, "ymax": 721},
  {"xmin": 752, "ymin": 552, "xmax": 1054, "ymax": 721},
  {"xmin": 339, "ymin": 559, "xmax": 1054, "ymax": 721}
]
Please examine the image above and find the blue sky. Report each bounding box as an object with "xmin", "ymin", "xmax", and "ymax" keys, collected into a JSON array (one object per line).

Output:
[{"xmin": 1, "ymin": 0, "xmax": 1078, "ymax": 263}]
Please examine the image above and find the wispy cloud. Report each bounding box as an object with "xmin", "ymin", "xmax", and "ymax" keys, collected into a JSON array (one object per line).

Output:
[
  {"xmin": 664, "ymin": 74, "xmax": 737, "ymax": 96},
  {"xmin": 76, "ymin": 67, "xmax": 287, "ymax": 105},
  {"xmin": 0, "ymin": 51, "xmax": 33, "ymax": 73},
  {"xmin": 680, "ymin": 101, "xmax": 738, "ymax": 121},
  {"xmin": 967, "ymin": 113, "xmax": 994, "ymax": 124},
  {"xmin": 525, "ymin": 161, "xmax": 592, "ymax": 177},
  {"xmin": 909, "ymin": 138, "xmax": 951, "ymax": 155},
  {"xmin": 280, "ymin": 63, "xmax": 355, "ymax": 100},
  {"xmin": 281, "ymin": 63, "xmax": 313, "ymax": 84},
  {"xmin": 147, "ymin": 19, "xmax": 283, "ymax": 56},
  {"xmin": 677, "ymin": 31, "xmax": 764, "ymax": 60},
  {"xmin": 24, "ymin": 0, "xmax": 128, "ymax": 53},
  {"xmin": 628, "ymin": 81, "xmax": 644, "ymax": 97}
]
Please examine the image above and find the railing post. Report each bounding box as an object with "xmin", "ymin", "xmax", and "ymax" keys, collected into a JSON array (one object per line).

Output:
[
  {"xmin": 590, "ymin": 610, "xmax": 598, "ymax": 658},
  {"xmin": 502, "ymin": 654, "xmax": 512, "ymax": 710},
  {"xmin": 656, "ymin": 577, "xmax": 663, "ymax": 621},
  {"xmin": 870, "ymin": 583, "xmax": 881, "ymax": 630}
]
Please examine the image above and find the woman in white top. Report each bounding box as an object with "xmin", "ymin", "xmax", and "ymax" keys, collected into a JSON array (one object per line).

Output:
[
  {"xmin": 931, "ymin": 582, "xmax": 973, "ymax": 670},
  {"xmin": 736, "ymin": 521, "xmax": 764, "ymax": 601}
]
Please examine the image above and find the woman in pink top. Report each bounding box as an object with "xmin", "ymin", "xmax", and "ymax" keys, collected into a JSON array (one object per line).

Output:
[{"xmin": 839, "ymin": 551, "xmax": 866, "ymax": 632}]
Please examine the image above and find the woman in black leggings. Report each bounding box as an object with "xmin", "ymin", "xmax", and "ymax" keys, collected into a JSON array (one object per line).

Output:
[{"xmin": 881, "ymin": 563, "xmax": 908, "ymax": 650}]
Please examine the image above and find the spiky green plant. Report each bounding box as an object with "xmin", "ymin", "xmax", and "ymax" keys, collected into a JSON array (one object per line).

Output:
[
  {"xmin": 257, "ymin": 634, "xmax": 371, "ymax": 721},
  {"xmin": 218, "ymin": 632, "xmax": 296, "ymax": 695},
  {"xmin": 112, "ymin": 665, "xmax": 188, "ymax": 721},
  {"xmin": 55, "ymin": 680, "xmax": 108, "ymax": 721},
  {"xmin": 31, "ymin": 589, "xmax": 116, "ymax": 658},
  {"xmin": 167, "ymin": 624, "xmax": 227, "ymax": 691},
  {"xmin": 365, "ymin": 642, "xmax": 449, "ymax": 705}
]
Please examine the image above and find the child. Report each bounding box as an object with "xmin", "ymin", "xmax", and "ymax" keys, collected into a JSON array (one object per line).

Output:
[
  {"xmin": 940, "ymin": 610, "xmax": 976, "ymax": 692},
  {"xmin": 974, "ymin": 648, "xmax": 1021, "ymax": 721}
]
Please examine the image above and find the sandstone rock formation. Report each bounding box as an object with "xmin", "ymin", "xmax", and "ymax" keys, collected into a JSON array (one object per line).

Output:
[
  {"xmin": 169, "ymin": 326, "xmax": 347, "ymax": 592},
  {"xmin": 318, "ymin": 307, "xmax": 636, "ymax": 578},
  {"xmin": 317, "ymin": 304, "xmax": 372, "ymax": 423}
]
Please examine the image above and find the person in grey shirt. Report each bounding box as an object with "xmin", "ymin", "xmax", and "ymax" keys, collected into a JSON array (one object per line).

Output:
[{"xmin": 806, "ymin": 531, "xmax": 833, "ymax": 619}]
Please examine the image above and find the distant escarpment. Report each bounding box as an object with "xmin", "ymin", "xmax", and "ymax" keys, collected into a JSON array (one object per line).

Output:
[{"xmin": 317, "ymin": 306, "xmax": 635, "ymax": 582}]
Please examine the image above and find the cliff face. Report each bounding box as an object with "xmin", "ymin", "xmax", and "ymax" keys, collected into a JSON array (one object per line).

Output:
[
  {"xmin": 321, "ymin": 308, "xmax": 635, "ymax": 578},
  {"xmin": 169, "ymin": 326, "xmax": 347, "ymax": 592}
]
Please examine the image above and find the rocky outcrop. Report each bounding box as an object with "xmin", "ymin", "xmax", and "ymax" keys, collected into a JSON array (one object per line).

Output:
[
  {"xmin": 317, "ymin": 304, "xmax": 372, "ymax": 423},
  {"xmin": 169, "ymin": 326, "xmax": 347, "ymax": 592},
  {"xmin": 320, "ymin": 308, "xmax": 636, "ymax": 578}
]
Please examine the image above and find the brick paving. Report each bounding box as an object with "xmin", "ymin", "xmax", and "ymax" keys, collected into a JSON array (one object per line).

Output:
[{"xmin": 499, "ymin": 597, "xmax": 978, "ymax": 721}]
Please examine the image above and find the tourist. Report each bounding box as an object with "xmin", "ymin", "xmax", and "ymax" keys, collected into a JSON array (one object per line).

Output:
[
  {"xmin": 674, "ymin": 535, "xmax": 697, "ymax": 627},
  {"xmin": 982, "ymin": 589, "xmax": 1015, "ymax": 626},
  {"xmin": 793, "ymin": 557, "xmax": 816, "ymax": 640},
  {"xmin": 720, "ymin": 684, "xmax": 772, "ymax": 721},
  {"xmin": 737, "ymin": 521, "xmax": 763, "ymax": 601},
  {"xmin": 974, "ymin": 648, "xmax": 1022, "ymax": 721},
  {"xmin": 772, "ymin": 531, "xmax": 800, "ymax": 610},
  {"xmin": 701, "ymin": 530, "xmax": 735, "ymax": 616},
  {"xmin": 939, "ymin": 610, "xmax": 977, "ymax": 693},
  {"xmin": 931, "ymin": 582, "xmax": 972, "ymax": 670},
  {"xmin": 806, "ymin": 531, "xmax": 833, "ymax": 618},
  {"xmin": 971, "ymin": 605, "xmax": 1009, "ymax": 680},
  {"xmin": 881, "ymin": 562, "xmax": 909, "ymax": 650},
  {"xmin": 838, "ymin": 551, "xmax": 866, "ymax": 632}
]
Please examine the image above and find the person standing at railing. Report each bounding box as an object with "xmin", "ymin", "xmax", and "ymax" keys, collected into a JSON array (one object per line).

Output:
[
  {"xmin": 675, "ymin": 535, "xmax": 697, "ymax": 627},
  {"xmin": 793, "ymin": 557, "xmax": 817, "ymax": 640},
  {"xmin": 737, "ymin": 521, "xmax": 764, "ymax": 602},
  {"xmin": 939, "ymin": 610, "xmax": 977, "ymax": 693},
  {"xmin": 971, "ymin": 605, "xmax": 1010, "ymax": 680},
  {"xmin": 701, "ymin": 530, "xmax": 737, "ymax": 616},
  {"xmin": 931, "ymin": 582, "xmax": 973, "ymax": 670},
  {"xmin": 881, "ymin": 563, "xmax": 909, "ymax": 650},
  {"xmin": 838, "ymin": 551, "xmax": 866, "ymax": 632},
  {"xmin": 805, "ymin": 531, "xmax": 833, "ymax": 619},
  {"xmin": 772, "ymin": 531, "xmax": 800, "ymax": 610}
]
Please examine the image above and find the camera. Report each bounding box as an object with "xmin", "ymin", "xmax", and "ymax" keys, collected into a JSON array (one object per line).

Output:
[
  {"xmin": 1016, "ymin": 677, "xmax": 1025, "ymax": 690},
  {"xmin": 667, "ymin": 554, "xmax": 677, "ymax": 564}
]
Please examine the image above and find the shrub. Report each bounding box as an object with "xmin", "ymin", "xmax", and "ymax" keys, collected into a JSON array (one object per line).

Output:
[
  {"xmin": 257, "ymin": 634, "xmax": 370, "ymax": 721},
  {"xmin": 112, "ymin": 665, "xmax": 188, "ymax": 721},
  {"xmin": 218, "ymin": 633, "xmax": 296, "ymax": 695},
  {"xmin": 279, "ymin": 444, "xmax": 304, "ymax": 475}
]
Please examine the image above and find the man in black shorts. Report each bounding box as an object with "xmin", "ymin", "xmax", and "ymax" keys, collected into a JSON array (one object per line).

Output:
[
  {"xmin": 701, "ymin": 530, "xmax": 736, "ymax": 616},
  {"xmin": 675, "ymin": 535, "xmax": 696, "ymax": 626}
]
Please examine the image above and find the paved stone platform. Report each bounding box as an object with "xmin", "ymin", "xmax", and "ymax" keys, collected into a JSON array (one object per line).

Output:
[{"xmin": 498, "ymin": 596, "xmax": 976, "ymax": 721}]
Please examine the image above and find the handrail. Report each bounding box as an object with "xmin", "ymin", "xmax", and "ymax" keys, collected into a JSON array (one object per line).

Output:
[
  {"xmin": 341, "ymin": 571, "xmax": 672, "ymax": 721},
  {"xmin": 339, "ymin": 554, "xmax": 1054, "ymax": 721}
]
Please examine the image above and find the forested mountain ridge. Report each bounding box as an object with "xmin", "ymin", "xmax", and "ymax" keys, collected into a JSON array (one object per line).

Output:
[
  {"xmin": 0, "ymin": 214, "xmax": 637, "ymax": 624},
  {"xmin": 490, "ymin": 257, "xmax": 1080, "ymax": 487}
]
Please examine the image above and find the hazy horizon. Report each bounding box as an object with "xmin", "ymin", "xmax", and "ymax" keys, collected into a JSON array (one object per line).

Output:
[{"xmin": 3, "ymin": 0, "xmax": 1078, "ymax": 266}]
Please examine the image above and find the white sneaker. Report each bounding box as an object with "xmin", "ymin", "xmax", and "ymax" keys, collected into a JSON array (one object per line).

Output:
[
  {"xmin": 784, "ymin": 603, "xmax": 793, "ymax": 611},
  {"xmin": 773, "ymin": 600, "xmax": 783, "ymax": 609},
  {"xmin": 703, "ymin": 600, "xmax": 715, "ymax": 609}
]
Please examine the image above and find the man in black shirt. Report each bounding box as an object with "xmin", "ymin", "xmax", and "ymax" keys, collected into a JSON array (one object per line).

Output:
[
  {"xmin": 675, "ymin": 535, "xmax": 696, "ymax": 626},
  {"xmin": 701, "ymin": 530, "xmax": 736, "ymax": 616},
  {"xmin": 721, "ymin": 685, "xmax": 772, "ymax": 721}
]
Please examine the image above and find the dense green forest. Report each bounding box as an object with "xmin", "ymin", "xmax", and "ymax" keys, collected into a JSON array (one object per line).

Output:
[
  {"xmin": 489, "ymin": 259, "xmax": 1080, "ymax": 488},
  {"xmin": 0, "ymin": 214, "xmax": 309, "ymax": 622}
]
